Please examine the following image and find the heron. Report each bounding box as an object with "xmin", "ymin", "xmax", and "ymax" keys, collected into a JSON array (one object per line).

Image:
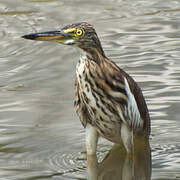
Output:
[{"xmin": 22, "ymin": 22, "xmax": 151, "ymax": 156}]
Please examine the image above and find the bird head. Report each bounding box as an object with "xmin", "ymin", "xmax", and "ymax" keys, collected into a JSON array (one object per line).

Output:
[{"xmin": 22, "ymin": 22, "xmax": 104, "ymax": 55}]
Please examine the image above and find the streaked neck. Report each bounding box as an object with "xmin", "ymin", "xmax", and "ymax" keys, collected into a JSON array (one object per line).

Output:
[{"xmin": 79, "ymin": 48, "xmax": 105, "ymax": 64}]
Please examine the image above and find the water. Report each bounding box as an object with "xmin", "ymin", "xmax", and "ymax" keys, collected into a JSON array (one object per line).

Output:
[{"xmin": 0, "ymin": 0, "xmax": 180, "ymax": 179}]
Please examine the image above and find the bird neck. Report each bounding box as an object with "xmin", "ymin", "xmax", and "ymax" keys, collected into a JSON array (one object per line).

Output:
[{"xmin": 79, "ymin": 47, "xmax": 106, "ymax": 64}]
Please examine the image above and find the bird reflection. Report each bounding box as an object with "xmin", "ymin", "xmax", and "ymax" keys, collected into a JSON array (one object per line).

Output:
[{"xmin": 87, "ymin": 137, "xmax": 151, "ymax": 180}]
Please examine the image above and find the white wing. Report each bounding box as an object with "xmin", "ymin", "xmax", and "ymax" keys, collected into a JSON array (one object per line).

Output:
[{"xmin": 123, "ymin": 78, "xmax": 143, "ymax": 130}]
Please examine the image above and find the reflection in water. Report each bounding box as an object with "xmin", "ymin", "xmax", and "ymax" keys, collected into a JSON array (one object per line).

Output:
[{"xmin": 87, "ymin": 138, "xmax": 151, "ymax": 180}]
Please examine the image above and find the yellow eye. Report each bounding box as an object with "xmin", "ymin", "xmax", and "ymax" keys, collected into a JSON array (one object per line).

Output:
[{"xmin": 76, "ymin": 29, "xmax": 83, "ymax": 36}]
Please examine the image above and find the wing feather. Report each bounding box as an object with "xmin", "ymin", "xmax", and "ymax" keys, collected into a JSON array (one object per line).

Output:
[
  {"xmin": 103, "ymin": 58, "xmax": 150, "ymax": 135},
  {"xmin": 124, "ymin": 78, "xmax": 143, "ymax": 130}
]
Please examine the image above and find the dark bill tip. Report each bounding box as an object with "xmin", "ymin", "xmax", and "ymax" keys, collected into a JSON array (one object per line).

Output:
[{"xmin": 22, "ymin": 33, "xmax": 38, "ymax": 40}]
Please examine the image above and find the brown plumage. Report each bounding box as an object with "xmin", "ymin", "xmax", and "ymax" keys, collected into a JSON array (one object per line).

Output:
[{"xmin": 22, "ymin": 22, "xmax": 151, "ymax": 155}]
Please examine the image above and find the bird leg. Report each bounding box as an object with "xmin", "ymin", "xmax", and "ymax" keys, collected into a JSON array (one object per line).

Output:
[
  {"xmin": 86, "ymin": 124, "xmax": 99, "ymax": 156},
  {"xmin": 87, "ymin": 154, "xmax": 98, "ymax": 180},
  {"xmin": 121, "ymin": 123, "xmax": 134, "ymax": 155}
]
